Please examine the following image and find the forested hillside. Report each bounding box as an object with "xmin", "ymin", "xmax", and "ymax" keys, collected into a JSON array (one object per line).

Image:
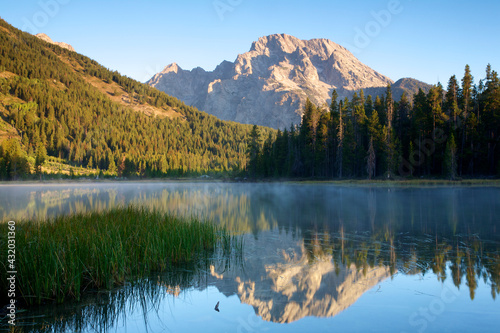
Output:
[
  {"xmin": 0, "ymin": 19, "xmax": 270, "ymax": 180},
  {"xmin": 248, "ymin": 66, "xmax": 500, "ymax": 179}
]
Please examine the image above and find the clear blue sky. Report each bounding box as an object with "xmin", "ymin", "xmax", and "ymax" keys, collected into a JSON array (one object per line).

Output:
[{"xmin": 1, "ymin": 0, "xmax": 499, "ymax": 85}]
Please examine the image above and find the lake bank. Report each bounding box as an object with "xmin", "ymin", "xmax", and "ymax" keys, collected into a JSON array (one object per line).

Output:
[{"xmin": 1, "ymin": 177, "xmax": 499, "ymax": 187}]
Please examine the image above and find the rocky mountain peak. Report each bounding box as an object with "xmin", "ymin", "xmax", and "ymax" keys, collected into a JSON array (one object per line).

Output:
[
  {"xmin": 250, "ymin": 34, "xmax": 303, "ymax": 54},
  {"xmin": 35, "ymin": 33, "xmax": 74, "ymax": 52},
  {"xmin": 148, "ymin": 34, "xmax": 427, "ymax": 129},
  {"xmin": 160, "ymin": 62, "xmax": 181, "ymax": 74}
]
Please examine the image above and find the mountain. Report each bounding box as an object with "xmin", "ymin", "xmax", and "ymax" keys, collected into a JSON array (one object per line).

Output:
[
  {"xmin": 35, "ymin": 33, "xmax": 75, "ymax": 52},
  {"xmin": 0, "ymin": 19, "xmax": 268, "ymax": 179},
  {"xmin": 148, "ymin": 34, "xmax": 430, "ymax": 129}
]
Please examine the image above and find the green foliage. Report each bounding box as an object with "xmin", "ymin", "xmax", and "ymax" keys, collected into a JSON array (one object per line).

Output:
[
  {"xmin": 250, "ymin": 64, "xmax": 500, "ymax": 179},
  {"xmin": 35, "ymin": 141, "xmax": 47, "ymax": 175},
  {"xmin": 0, "ymin": 138, "xmax": 31, "ymax": 180}
]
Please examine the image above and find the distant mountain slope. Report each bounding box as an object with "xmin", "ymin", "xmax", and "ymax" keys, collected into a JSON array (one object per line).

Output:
[
  {"xmin": 0, "ymin": 19, "xmax": 266, "ymax": 179},
  {"xmin": 148, "ymin": 34, "xmax": 430, "ymax": 129},
  {"xmin": 35, "ymin": 33, "xmax": 75, "ymax": 52},
  {"xmin": 360, "ymin": 77, "xmax": 433, "ymax": 102}
]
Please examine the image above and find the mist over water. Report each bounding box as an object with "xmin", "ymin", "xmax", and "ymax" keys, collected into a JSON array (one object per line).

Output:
[
  {"xmin": 1, "ymin": 182, "xmax": 499, "ymax": 332},
  {"xmin": 2, "ymin": 183, "xmax": 498, "ymax": 235}
]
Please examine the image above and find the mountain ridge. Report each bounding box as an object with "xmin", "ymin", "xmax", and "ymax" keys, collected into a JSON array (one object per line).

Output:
[{"xmin": 148, "ymin": 34, "xmax": 431, "ymax": 129}]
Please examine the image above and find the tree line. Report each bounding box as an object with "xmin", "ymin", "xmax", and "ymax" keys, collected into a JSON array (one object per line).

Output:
[{"xmin": 248, "ymin": 64, "xmax": 500, "ymax": 179}]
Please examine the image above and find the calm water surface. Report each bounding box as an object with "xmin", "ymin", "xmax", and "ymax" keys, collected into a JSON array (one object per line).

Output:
[{"xmin": 0, "ymin": 182, "xmax": 499, "ymax": 332}]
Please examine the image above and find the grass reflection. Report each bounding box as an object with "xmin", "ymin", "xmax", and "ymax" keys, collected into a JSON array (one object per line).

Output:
[{"xmin": 2, "ymin": 264, "xmax": 225, "ymax": 332}]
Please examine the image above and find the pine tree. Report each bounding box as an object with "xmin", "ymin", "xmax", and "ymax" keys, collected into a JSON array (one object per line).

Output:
[
  {"xmin": 367, "ymin": 108, "xmax": 383, "ymax": 177},
  {"xmin": 367, "ymin": 137, "xmax": 376, "ymax": 179},
  {"xmin": 365, "ymin": 94, "xmax": 374, "ymax": 118},
  {"xmin": 247, "ymin": 125, "xmax": 261, "ymax": 177},
  {"xmin": 352, "ymin": 92, "xmax": 368, "ymax": 176},
  {"xmin": 301, "ymin": 99, "xmax": 320, "ymax": 176},
  {"xmin": 316, "ymin": 112, "xmax": 330, "ymax": 177},
  {"xmin": 428, "ymin": 85, "xmax": 448, "ymax": 174},
  {"xmin": 444, "ymin": 133, "xmax": 457, "ymax": 180},
  {"xmin": 460, "ymin": 65, "xmax": 474, "ymax": 175},
  {"xmin": 108, "ymin": 155, "xmax": 117, "ymax": 175},
  {"xmin": 337, "ymin": 101, "xmax": 344, "ymax": 178},
  {"xmin": 445, "ymin": 75, "xmax": 460, "ymax": 130},
  {"xmin": 35, "ymin": 142, "xmax": 47, "ymax": 178},
  {"xmin": 386, "ymin": 84, "xmax": 394, "ymax": 131},
  {"xmin": 483, "ymin": 65, "xmax": 500, "ymax": 174},
  {"xmin": 385, "ymin": 84, "xmax": 395, "ymax": 178},
  {"xmin": 329, "ymin": 90, "xmax": 340, "ymax": 177}
]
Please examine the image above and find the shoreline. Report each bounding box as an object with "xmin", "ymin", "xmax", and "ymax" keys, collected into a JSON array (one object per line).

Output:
[{"xmin": 1, "ymin": 178, "xmax": 499, "ymax": 187}]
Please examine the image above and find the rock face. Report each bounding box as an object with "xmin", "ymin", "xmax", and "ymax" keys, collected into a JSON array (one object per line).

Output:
[
  {"xmin": 148, "ymin": 34, "xmax": 395, "ymax": 129},
  {"xmin": 149, "ymin": 34, "xmax": 410, "ymax": 129},
  {"xmin": 35, "ymin": 33, "xmax": 75, "ymax": 52}
]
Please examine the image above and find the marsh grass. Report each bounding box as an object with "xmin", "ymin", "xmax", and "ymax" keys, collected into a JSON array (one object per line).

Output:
[{"xmin": 0, "ymin": 206, "xmax": 240, "ymax": 305}]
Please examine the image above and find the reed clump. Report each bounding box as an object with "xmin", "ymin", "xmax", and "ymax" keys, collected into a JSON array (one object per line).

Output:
[{"xmin": 1, "ymin": 206, "xmax": 238, "ymax": 305}]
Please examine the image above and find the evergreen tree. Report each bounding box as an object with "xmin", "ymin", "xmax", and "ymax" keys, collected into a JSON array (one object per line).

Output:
[
  {"xmin": 301, "ymin": 99, "xmax": 321, "ymax": 176},
  {"xmin": 367, "ymin": 108, "xmax": 383, "ymax": 177},
  {"xmin": 444, "ymin": 133, "xmax": 457, "ymax": 180},
  {"xmin": 459, "ymin": 65, "xmax": 474, "ymax": 175},
  {"xmin": 385, "ymin": 84, "xmax": 396, "ymax": 178},
  {"xmin": 427, "ymin": 85, "xmax": 448, "ymax": 174},
  {"xmin": 329, "ymin": 90, "xmax": 340, "ymax": 177},
  {"xmin": 365, "ymin": 95, "xmax": 374, "ymax": 118},
  {"xmin": 367, "ymin": 137, "xmax": 376, "ymax": 179},
  {"xmin": 445, "ymin": 75, "xmax": 460, "ymax": 130},
  {"xmin": 247, "ymin": 125, "xmax": 261, "ymax": 177},
  {"xmin": 337, "ymin": 101, "xmax": 344, "ymax": 178},
  {"xmin": 316, "ymin": 112, "xmax": 330, "ymax": 177},
  {"xmin": 483, "ymin": 65, "xmax": 500, "ymax": 174},
  {"xmin": 386, "ymin": 84, "xmax": 394, "ymax": 130},
  {"xmin": 352, "ymin": 91, "xmax": 368, "ymax": 175},
  {"xmin": 35, "ymin": 142, "xmax": 47, "ymax": 178},
  {"xmin": 108, "ymin": 155, "xmax": 117, "ymax": 175}
]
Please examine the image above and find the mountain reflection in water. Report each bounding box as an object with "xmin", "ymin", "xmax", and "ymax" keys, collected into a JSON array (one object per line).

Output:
[
  {"xmin": 211, "ymin": 230, "xmax": 392, "ymax": 323},
  {"xmin": 1, "ymin": 183, "xmax": 499, "ymax": 332}
]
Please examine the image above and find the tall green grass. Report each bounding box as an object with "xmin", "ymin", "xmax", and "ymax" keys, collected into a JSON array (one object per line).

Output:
[{"xmin": 0, "ymin": 206, "xmax": 240, "ymax": 305}]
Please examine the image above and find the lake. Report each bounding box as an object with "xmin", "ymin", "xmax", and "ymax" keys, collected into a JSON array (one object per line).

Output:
[{"xmin": 1, "ymin": 182, "xmax": 499, "ymax": 332}]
